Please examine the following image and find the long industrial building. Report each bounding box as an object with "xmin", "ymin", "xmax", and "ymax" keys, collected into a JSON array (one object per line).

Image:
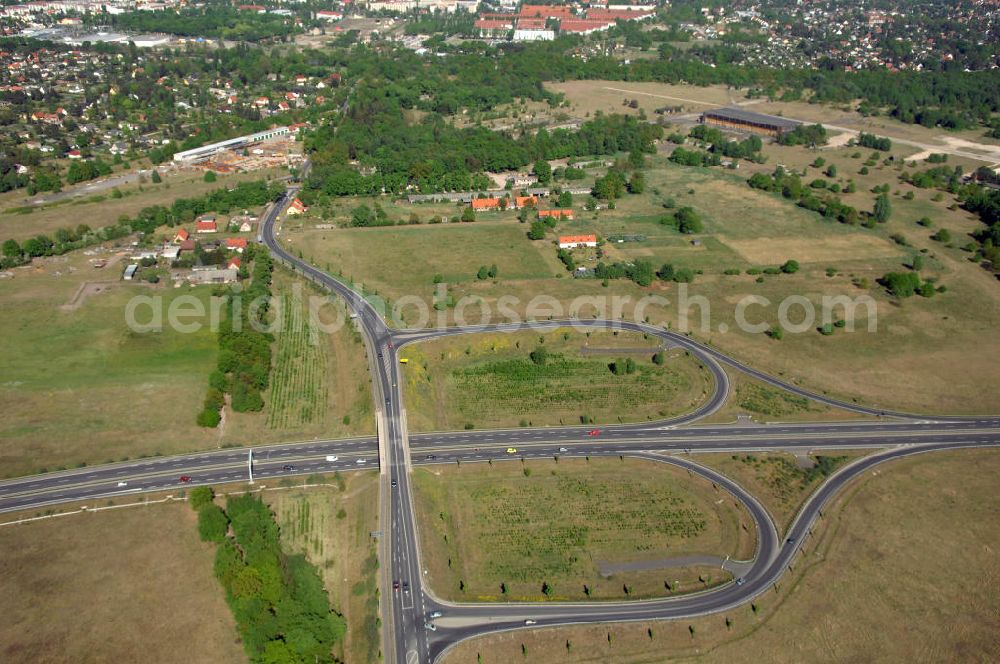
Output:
[
  {"xmin": 700, "ymin": 107, "xmax": 800, "ymax": 137},
  {"xmin": 172, "ymin": 126, "xmax": 290, "ymax": 164}
]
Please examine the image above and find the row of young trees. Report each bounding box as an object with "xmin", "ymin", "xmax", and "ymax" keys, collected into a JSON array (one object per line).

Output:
[{"xmin": 194, "ymin": 489, "xmax": 346, "ymax": 663}]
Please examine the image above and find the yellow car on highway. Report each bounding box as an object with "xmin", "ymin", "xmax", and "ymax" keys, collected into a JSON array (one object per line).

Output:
[{"xmin": 506, "ymin": 447, "xmax": 517, "ymax": 454}]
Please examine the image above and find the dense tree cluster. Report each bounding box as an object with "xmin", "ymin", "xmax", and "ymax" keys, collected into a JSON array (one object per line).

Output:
[
  {"xmin": 210, "ymin": 493, "xmax": 346, "ymax": 662},
  {"xmin": 65, "ymin": 157, "xmax": 112, "ymax": 185},
  {"xmin": 857, "ymin": 132, "xmax": 892, "ymax": 152},
  {"xmin": 305, "ymin": 99, "xmax": 660, "ymax": 198},
  {"xmin": 594, "ymin": 259, "xmax": 655, "ymax": 286},
  {"xmin": 688, "ymin": 125, "xmax": 764, "ymax": 160},
  {"xmin": 102, "ymin": 6, "xmax": 299, "ymax": 42},
  {"xmin": 776, "ymin": 124, "xmax": 828, "ymax": 147}
]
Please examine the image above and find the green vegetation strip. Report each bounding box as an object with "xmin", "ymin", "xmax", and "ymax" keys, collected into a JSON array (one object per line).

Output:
[{"xmin": 190, "ymin": 487, "xmax": 346, "ymax": 663}]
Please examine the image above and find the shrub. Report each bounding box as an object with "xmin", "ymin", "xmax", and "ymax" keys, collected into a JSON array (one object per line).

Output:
[
  {"xmin": 198, "ymin": 504, "xmax": 229, "ymax": 543},
  {"xmin": 189, "ymin": 486, "xmax": 215, "ymax": 510}
]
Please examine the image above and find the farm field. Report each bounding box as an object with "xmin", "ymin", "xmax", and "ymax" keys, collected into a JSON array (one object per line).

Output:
[
  {"xmin": 441, "ymin": 448, "xmax": 1000, "ymax": 664},
  {"xmin": 302, "ymin": 144, "xmax": 1000, "ymax": 415},
  {"xmin": 0, "ymin": 500, "xmax": 243, "ymax": 664},
  {"xmin": 400, "ymin": 328, "xmax": 713, "ymax": 431},
  {"xmin": 0, "ymin": 167, "xmax": 283, "ymax": 244},
  {"xmin": 412, "ymin": 457, "xmax": 754, "ymax": 602},
  {"xmin": 267, "ymin": 472, "xmax": 381, "ymax": 664},
  {"xmin": 0, "ymin": 253, "xmax": 371, "ymax": 479}
]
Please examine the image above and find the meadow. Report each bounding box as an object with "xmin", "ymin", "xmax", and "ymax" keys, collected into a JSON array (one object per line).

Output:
[
  {"xmin": 400, "ymin": 328, "xmax": 713, "ymax": 431},
  {"xmin": 441, "ymin": 448, "xmax": 1000, "ymax": 664},
  {"xmin": 301, "ymin": 139, "xmax": 1000, "ymax": 415},
  {"xmin": 412, "ymin": 457, "xmax": 754, "ymax": 602},
  {"xmin": 0, "ymin": 256, "xmax": 372, "ymax": 479}
]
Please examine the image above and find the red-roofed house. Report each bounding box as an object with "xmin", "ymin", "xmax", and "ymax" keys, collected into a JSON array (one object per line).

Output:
[
  {"xmin": 513, "ymin": 196, "xmax": 538, "ymax": 209},
  {"xmin": 179, "ymin": 239, "xmax": 196, "ymax": 252},
  {"xmin": 539, "ymin": 209, "xmax": 574, "ymax": 220},
  {"xmin": 173, "ymin": 228, "xmax": 190, "ymax": 243},
  {"xmin": 287, "ymin": 198, "xmax": 308, "ymax": 215},
  {"xmin": 225, "ymin": 238, "xmax": 248, "ymax": 253},
  {"xmin": 227, "ymin": 256, "xmax": 242, "ymax": 270},
  {"xmin": 196, "ymin": 219, "xmax": 218, "ymax": 233},
  {"xmin": 471, "ymin": 197, "xmax": 502, "ymax": 211},
  {"xmin": 317, "ymin": 10, "xmax": 343, "ymax": 21},
  {"xmin": 558, "ymin": 234, "xmax": 597, "ymax": 249}
]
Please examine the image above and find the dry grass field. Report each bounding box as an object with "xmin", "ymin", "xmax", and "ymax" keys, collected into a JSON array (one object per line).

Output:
[
  {"xmin": 0, "ymin": 502, "xmax": 244, "ymax": 664},
  {"xmin": 441, "ymin": 448, "xmax": 1000, "ymax": 664},
  {"xmin": 413, "ymin": 457, "xmax": 754, "ymax": 602},
  {"xmin": 400, "ymin": 328, "xmax": 713, "ymax": 431},
  {"xmin": 546, "ymin": 80, "xmax": 738, "ymax": 119},
  {"xmin": 267, "ymin": 472, "xmax": 381, "ymax": 664}
]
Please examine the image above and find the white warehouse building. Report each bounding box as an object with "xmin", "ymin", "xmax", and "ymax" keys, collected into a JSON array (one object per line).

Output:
[{"xmin": 172, "ymin": 126, "xmax": 290, "ymax": 164}]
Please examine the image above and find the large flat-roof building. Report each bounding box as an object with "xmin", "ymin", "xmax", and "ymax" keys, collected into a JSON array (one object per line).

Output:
[
  {"xmin": 700, "ymin": 107, "xmax": 800, "ymax": 137},
  {"xmin": 172, "ymin": 126, "xmax": 290, "ymax": 164}
]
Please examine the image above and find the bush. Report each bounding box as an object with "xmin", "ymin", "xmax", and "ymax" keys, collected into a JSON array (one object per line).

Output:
[
  {"xmin": 189, "ymin": 486, "xmax": 215, "ymax": 511},
  {"xmin": 529, "ymin": 347, "xmax": 549, "ymax": 366},
  {"xmin": 780, "ymin": 259, "xmax": 800, "ymax": 274},
  {"xmin": 198, "ymin": 504, "xmax": 229, "ymax": 543}
]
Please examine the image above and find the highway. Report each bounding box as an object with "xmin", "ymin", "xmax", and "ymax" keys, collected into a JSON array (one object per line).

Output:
[{"xmin": 1, "ymin": 185, "xmax": 997, "ymax": 663}]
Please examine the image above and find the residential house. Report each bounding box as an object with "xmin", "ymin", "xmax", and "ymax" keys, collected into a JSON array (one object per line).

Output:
[
  {"xmin": 558, "ymin": 234, "xmax": 597, "ymax": 249},
  {"xmin": 540, "ymin": 209, "xmax": 574, "ymax": 220},
  {"xmin": 225, "ymin": 238, "xmax": 248, "ymax": 253},
  {"xmin": 286, "ymin": 198, "xmax": 308, "ymax": 215},
  {"xmin": 471, "ymin": 197, "xmax": 502, "ymax": 211}
]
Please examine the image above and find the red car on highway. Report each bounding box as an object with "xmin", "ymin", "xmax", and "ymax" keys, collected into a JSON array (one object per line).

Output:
[
  {"xmin": 179, "ymin": 475, "xmax": 192, "ymax": 483},
  {"xmin": 588, "ymin": 429, "xmax": 601, "ymax": 436}
]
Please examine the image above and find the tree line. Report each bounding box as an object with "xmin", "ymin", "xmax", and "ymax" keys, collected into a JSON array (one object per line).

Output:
[
  {"xmin": 198, "ymin": 244, "xmax": 274, "ymax": 427},
  {"xmin": 193, "ymin": 489, "xmax": 346, "ymax": 663}
]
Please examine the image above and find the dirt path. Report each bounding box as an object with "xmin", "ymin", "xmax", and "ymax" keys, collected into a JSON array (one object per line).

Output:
[{"xmin": 60, "ymin": 281, "xmax": 119, "ymax": 312}]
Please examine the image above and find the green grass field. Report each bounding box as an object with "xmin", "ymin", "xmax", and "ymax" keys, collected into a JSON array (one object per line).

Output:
[
  {"xmin": 412, "ymin": 457, "xmax": 753, "ymax": 602},
  {"xmin": 0, "ymin": 256, "xmax": 372, "ymax": 479},
  {"xmin": 441, "ymin": 448, "xmax": 1000, "ymax": 664},
  {"xmin": 400, "ymin": 328, "xmax": 713, "ymax": 431}
]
